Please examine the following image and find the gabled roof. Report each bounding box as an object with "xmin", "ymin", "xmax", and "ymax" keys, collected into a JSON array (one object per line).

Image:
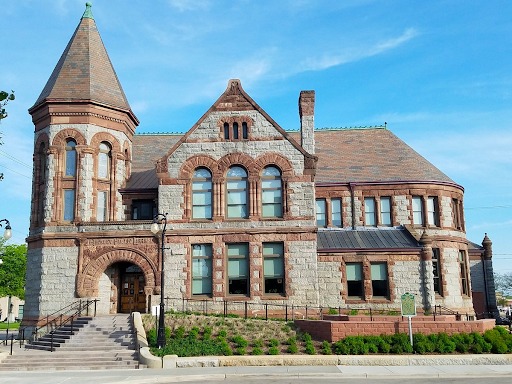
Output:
[
  {"xmin": 317, "ymin": 227, "xmax": 420, "ymax": 251},
  {"xmin": 30, "ymin": 3, "xmax": 133, "ymax": 113},
  {"xmin": 290, "ymin": 128, "xmax": 455, "ymax": 184},
  {"xmin": 158, "ymin": 79, "xmax": 314, "ymax": 166}
]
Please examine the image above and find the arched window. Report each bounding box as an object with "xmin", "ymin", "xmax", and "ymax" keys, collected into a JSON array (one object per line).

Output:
[
  {"xmin": 232, "ymin": 122, "xmax": 239, "ymax": 140},
  {"xmin": 192, "ymin": 167, "xmax": 213, "ymax": 220},
  {"xmin": 226, "ymin": 166, "xmax": 248, "ymax": 218},
  {"xmin": 98, "ymin": 142, "xmax": 111, "ymax": 180},
  {"xmin": 39, "ymin": 142, "xmax": 47, "ymax": 183},
  {"xmin": 65, "ymin": 139, "xmax": 77, "ymax": 177},
  {"xmin": 261, "ymin": 166, "xmax": 282, "ymax": 218}
]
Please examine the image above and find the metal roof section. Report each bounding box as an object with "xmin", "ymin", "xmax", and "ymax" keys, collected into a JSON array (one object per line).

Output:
[{"xmin": 317, "ymin": 226, "xmax": 420, "ymax": 251}]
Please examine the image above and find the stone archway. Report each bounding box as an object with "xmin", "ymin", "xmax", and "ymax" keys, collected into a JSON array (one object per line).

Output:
[{"xmin": 76, "ymin": 248, "xmax": 157, "ymax": 300}]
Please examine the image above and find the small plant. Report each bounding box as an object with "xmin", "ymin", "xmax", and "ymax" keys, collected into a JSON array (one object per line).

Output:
[
  {"xmin": 235, "ymin": 346, "xmax": 247, "ymax": 355},
  {"xmin": 321, "ymin": 340, "xmax": 332, "ymax": 355},
  {"xmin": 218, "ymin": 329, "xmax": 228, "ymax": 338},
  {"xmin": 328, "ymin": 308, "xmax": 338, "ymax": 315},
  {"xmin": 268, "ymin": 338, "xmax": 279, "ymax": 347},
  {"xmin": 252, "ymin": 347, "xmax": 264, "ymax": 355},
  {"xmin": 287, "ymin": 343, "xmax": 298, "ymax": 354},
  {"xmin": 305, "ymin": 341, "xmax": 316, "ymax": 355},
  {"xmin": 252, "ymin": 339, "xmax": 264, "ymax": 348},
  {"xmin": 232, "ymin": 335, "xmax": 249, "ymax": 348},
  {"xmin": 301, "ymin": 333, "xmax": 312, "ymax": 343},
  {"xmin": 174, "ymin": 326, "xmax": 186, "ymax": 339},
  {"xmin": 349, "ymin": 309, "xmax": 358, "ymax": 316},
  {"xmin": 268, "ymin": 346, "xmax": 280, "ymax": 355}
]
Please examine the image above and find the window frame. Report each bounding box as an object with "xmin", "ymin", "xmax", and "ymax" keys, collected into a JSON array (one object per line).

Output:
[
  {"xmin": 427, "ymin": 196, "xmax": 439, "ymax": 227},
  {"xmin": 432, "ymin": 248, "xmax": 443, "ymax": 296},
  {"xmin": 98, "ymin": 142, "xmax": 111, "ymax": 180},
  {"xmin": 227, "ymin": 243, "xmax": 249, "ymax": 296},
  {"xmin": 458, "ymin": 250, "xmax": 470, "ymax": 296},
  {"xmin": 63, "ymin": 189, "xmax": 75, "ymax": 222},
  {"xmin": 191, "ymin": 244, "xmax": 213, "ymax": 296},
  {"xmin": 331, "ymin": 198, "xmax": 342, "ymax": 227},
  {"xmin": 370, "ymin": 262, "xmax": 389, "ymax": 298},
  {"xmin": 192, "ymin": 167, "xmax": 213, "ymax": 220},
  {"xmin": 263, "ymin": 242, "xmax": 285, "ymax": 296},
  {"xmin": 261, "ymin": 166, "xmax": 283, "ymax": 218},
  {"xmin": 96, "ymin": 190, "xmax": 108, "ymax": 222},
  {"xmin": 364, "ymin": 197, "xmax": 377, "ymax": 227},
  {"xmin": 346, "ymin": 262, "xmax": 364, "ymax": 299},
  {"xmin": 64, "ymin": 139, "xmax": 77, "ymax": 177},
  {"xmin": 412, "ymin": 196, "xmax": 424, "ymax": 226},
  {"xmin": 380, "ymin": 196, "xmax": 392, "ymax": 226},
  {"xmin": 315, "ymin": 199, "xmax": 327, "ymax": 227},
  {"xmin": 226, "ymin": 166, "xmax": 249, "ymax": 219}
]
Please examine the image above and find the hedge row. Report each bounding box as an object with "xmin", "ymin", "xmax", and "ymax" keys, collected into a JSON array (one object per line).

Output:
[{"xmin": 148, "ymin": 326, "xmax": 512, "ymax": 357}]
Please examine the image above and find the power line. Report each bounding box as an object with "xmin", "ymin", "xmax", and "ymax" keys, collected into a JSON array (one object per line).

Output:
[
  {"xmin": 465, "ymin": 205, "xmax": 512, "ymax": 210},
  {"xmin": 0, "ymin": 149, "xmax": 32, "ymax": 169},
  {"xmin": 0, "ymin": 162, "xmax": 32, "ymax": 179}
]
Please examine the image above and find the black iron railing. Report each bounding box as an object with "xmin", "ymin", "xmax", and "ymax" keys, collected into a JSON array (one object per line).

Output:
[
  {"xmin": 11, "ymin": 299, "xmax": 99, "ymax": 354},
  {"xmin": 157, "ymin": 297, "xmax": 474, "ymax": 323}
]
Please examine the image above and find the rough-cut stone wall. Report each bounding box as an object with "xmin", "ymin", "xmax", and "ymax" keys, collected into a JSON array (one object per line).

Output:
[
  {"xmin": 97, "ymin": 268, "xmax": 113, "ymax": 315},
  {"xmin": 287, "ymin": 240, "xmax": 319, "ymax": 305},
  {"xmin": 317, "ymin": 261, "xmax": 342, "ymax": 307},
  {"xmin": 392, "ymin": 260, "xmax": 422, "ymax": 299},
  {"xmin": 24, "ymin": 246, "xmax": 78, "ymax": 321}
]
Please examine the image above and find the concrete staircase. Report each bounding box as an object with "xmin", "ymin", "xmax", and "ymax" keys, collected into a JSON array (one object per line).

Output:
[{"xmin": 0, "ymin": 314, "xmax": 143, "ymax": 370}]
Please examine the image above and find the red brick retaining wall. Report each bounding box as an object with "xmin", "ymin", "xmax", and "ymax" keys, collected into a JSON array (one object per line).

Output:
[{"xmin": 295, "ymin": 315, "xmax": 496, "ymax": 342}]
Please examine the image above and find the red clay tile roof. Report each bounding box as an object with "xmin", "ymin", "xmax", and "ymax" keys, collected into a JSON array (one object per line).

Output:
[
  {"xmin": 31, "ymin": 12, "xmax": 132, "ymax": 112},
  {"xmin": 128, "ymin": 127, "xmax": 454, "ymax": 190},
  {"xmin": 290, "ymin": 128, "xmax": 454, "ymax": 184}
]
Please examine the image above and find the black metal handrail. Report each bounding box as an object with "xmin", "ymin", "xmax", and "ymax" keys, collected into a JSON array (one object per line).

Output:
[
  {"xmin": 15, "ymin": 299, "xmax": 99, "ymax": 352},
  {"xmin": 157, "ymin": 297, "xmax": 471, "ymax": 323}
]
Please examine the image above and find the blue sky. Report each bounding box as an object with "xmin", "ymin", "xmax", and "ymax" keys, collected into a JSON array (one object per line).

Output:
[{"xmin": 1, "ymin": 1, "xmax": 511, "ymax": 273}]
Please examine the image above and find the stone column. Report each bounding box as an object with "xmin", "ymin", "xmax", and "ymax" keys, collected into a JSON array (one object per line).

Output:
[{"xmin": 420, "ymin": 231, "xmax": 435, "ymax": 312}]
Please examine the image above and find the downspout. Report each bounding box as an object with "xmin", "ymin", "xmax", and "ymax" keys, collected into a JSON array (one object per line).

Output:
[{"xmin": 349, "ymin": 183, "xmax": 356, "ymax": 229}]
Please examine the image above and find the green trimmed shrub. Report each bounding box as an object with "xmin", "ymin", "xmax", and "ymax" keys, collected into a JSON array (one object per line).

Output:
[
  {"xmin": 268, "ymin": 346, "xmax": 280, "ymax": 355},
  {"xmin": 321, "ymin": 340, "xmax": 332, "ymax": 355},
  {"xmin": 252, "ymin": 347, "xmax": 264, "ymax": 355},
  {"xmin": 268, "ymin": 338, "xmax": 279, "ymax": 347},
  {"xmin": 305, "ymin": 341, "xmax": 316, "ymax": 355}
]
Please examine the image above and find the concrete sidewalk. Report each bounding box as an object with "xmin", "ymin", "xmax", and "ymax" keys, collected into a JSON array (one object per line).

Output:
[{"xmin": 0, "ymin": 364, "xmax": 511, "ymax": 383}]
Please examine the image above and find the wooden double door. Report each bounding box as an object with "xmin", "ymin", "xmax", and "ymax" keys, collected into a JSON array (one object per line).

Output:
[{"xmin": 120, "ymin": 265, "xmax": 146, "ymax": 313}]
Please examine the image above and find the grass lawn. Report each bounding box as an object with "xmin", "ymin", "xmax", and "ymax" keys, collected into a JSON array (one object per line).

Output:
[{"xmin": 0, "ymin": 322, "xmax": 21, "ymax": 330}]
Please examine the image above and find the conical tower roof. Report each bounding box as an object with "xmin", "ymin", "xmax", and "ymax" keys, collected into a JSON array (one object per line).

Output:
[{"xmin": 31, "ymin": 3, "xmax": 132, "ymax": 113}]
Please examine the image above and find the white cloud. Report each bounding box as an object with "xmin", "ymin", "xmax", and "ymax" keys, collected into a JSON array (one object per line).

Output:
[
  {"xmin": 298, "ymin": 28, "xmax": 418, "ymax": 72},
  {"xmin": 167, "ymin": 0, "xmax": 211, "ymax": 12}
]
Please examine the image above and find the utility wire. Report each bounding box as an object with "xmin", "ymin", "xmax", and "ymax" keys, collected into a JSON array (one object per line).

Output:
[
  {"xmin": 0, "ymin": 149, "xmax": 32, "ymax": 169},
  {"xmin": 0, "ymin": 162, "xmax": 32, "ymax": 179}
]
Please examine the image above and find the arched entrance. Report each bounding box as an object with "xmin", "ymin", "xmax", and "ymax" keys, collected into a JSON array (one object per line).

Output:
[
  {"xmin": 118, "ymin": 263, "xmax": 146, "ymax": 313},
  {"xmin": 76, "ymin": 248, "xmax": 157, "ymax": 314}
]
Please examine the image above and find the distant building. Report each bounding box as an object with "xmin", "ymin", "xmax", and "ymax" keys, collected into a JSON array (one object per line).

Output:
[{"xmin": 23, "ymin": 4, "xmax": 498, "ymax": 325}]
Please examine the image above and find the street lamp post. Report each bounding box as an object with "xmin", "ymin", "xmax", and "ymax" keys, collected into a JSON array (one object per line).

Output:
[
  {"xmin": 0, "ymin": 219, "xmax": 12, "ymax": 240},
  {"xmin": 151, "ymin": 213, "xmax": 168, "ymax": 349}
]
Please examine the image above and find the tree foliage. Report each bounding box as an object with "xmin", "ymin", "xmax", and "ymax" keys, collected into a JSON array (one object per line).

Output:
[
  {"xmin": 0, "ymin": 241, "xmax": 27, "ymax": 299},
  {"xmin": 0, "ymin": 90, "xmax": 15, "ymax": 121},
  {"xmin": 494, "ymin": 273, "xmax": 512, "ymax": 297},
  {"xmin": 0, "ymin": 89, "xmax": 15, "ymax": 180}
]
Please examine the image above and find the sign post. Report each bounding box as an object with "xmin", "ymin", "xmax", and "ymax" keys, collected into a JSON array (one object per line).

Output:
[{"xmin": 400, "ymin": 293, "xmax": 416, "ymax": 347}]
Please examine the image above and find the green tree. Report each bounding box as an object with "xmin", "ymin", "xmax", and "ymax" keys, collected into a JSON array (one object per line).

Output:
[
  {"xmin": 0, "ymin": 90, "xmax": 15, "ymax": 121},
  {"xmin": 495, "ymin": 273, "xmax": 512, "ymax": 296},
  {"xmin": 0, "ymin": 241, "xmax": 27, "ymax": 299},
  {"xmin": 0, "ymin": 89, "xmax": 15, "ymax": 181}
]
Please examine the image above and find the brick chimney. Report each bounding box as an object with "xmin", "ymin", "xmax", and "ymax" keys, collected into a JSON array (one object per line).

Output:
[{"xmin": 299, "ymin": 90, "xmax": 315, "ymax": 154}]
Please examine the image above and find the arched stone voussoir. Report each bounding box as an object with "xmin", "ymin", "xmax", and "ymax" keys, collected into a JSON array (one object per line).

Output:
[{"xmin": 76, "ymin": 248, "xmax": 157, "ymax": 298}]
